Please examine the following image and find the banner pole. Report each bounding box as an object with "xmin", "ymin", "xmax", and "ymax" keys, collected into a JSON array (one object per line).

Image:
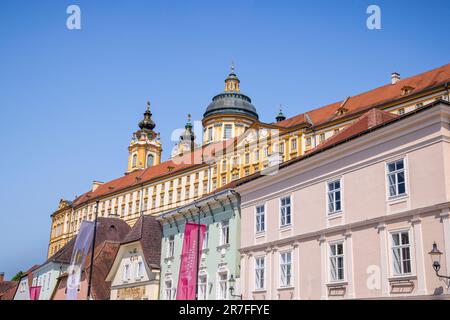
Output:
[{"xmin": 86, "ymin": 199, "xmax": 99, "ymax": 300}]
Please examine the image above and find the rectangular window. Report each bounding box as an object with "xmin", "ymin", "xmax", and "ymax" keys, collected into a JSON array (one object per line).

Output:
[
  {"xmin": 255, "ymin": 205, "xmax": 265, "ymax": 233},
  {"xmin": 123, "ymin": 264, "xmax": 130, "ymax": 281},
  {"xmin": 319, "ymin": 133, "xmax": 325, "ymax": 142},
  {"xmin": 329, "ymin": 242, "xmax": 344, "ymax": 282},
  {"xmin": 280, "ymin": 196, "xmax": 291, "ymax": 227},
  {"xmin": 218, "ymin": 272, "xmax": 228, "ymax": 300},
  {"xmin": 220, "ymin": 220, "xmax": 230, "ymax": 246},
  {"xmin": 280, "ymin": 252, "xmax": 292, "ymax": 287},
  {"xmin": 221, "ymin": 160, "xmax": 227, "ymax": 171},
  {"xmin": 398, "ymin": 108, "xmax": 405, "ymax": 115},
  {"xmin": 165, "ymin": 280, "xmax": 173, "ymax": 300},
  {"xmin": 202, "ymin": 226, "xmax": 209, "ymax": 250},
  {"xmin": 255, "ymin": 256, "xmax": 265, "ymax": 290},
  {"xmin": 167, "ymin": 235, "xmax": 175, "ymax": 258},
  {"xmin": 279, "ymin": 143, "xmax": 284, "ymax": 153},
  {"xmin": 245, "ymin": 153, "xmax": 250, "ymax": 164},
  {"xmin": 391, "ymin": 231, "xmax": 412, "ymax": 276},
  {"xmin": 387, "ymin": 159, "xmax": 406, "ymax": 198},
  {"xmin": 254, "ymin": 150, "xmax": 260, "ymax": 161},
  {"xmin": 136, "ymin": 261, "xmax": 143, "ymax": 279},
  {"xmin": 306, "ymin": 137, "xmax": 312, "ymax": 146},
  {"xmin": 198, "ymin": 275, "xmax": 207, "ymax": 300},
  {"xmin": 291, "ymin": 139, "xmax": 297, "ymax": 150},
  {"xmin": 224, "ymin": 124, "xmax": 233, "ymax": 139},
  {"xmin": 208, "ymin": 127, "xmax": 213, "ymax": 142},
  {"xmin": 327, "ymin": 179, "xmax": 342, "ymax": 214}
]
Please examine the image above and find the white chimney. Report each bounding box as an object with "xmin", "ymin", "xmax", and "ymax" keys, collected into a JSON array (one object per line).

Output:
[
  {"xmin": 92, "ymin": 181, "xmax": 104, "ymax": 192},
  {"xmin": 391, "ymin": 72, "xmax": 401, "ymax": 85}
]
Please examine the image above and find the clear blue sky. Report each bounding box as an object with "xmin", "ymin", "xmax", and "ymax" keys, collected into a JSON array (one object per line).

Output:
[{"xmin": 0, "ymin": 0, "xmax": 449, "ymax": 279}]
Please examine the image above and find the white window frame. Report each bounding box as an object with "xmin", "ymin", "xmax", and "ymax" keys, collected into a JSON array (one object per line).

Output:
[
  {"xmin": 202, "ymin": 225, "xmax": 209, "ymax": 250},
  {"xmin": 255, "ymin": 204, "xmax": 265, "ymax": 234},
  {"xmin": 329, "ymin": 241, "xmax": 345, "ymax": 282},
  {"xmin": 280, "ymin": 196, "xmax": 292, "ymax": 228},
  {"xmin": 136, "ymin": 261, "xmax": 144, "ymax": 279},
  {"xmin": 385, "ymin": 157, "xmax": 408, "ymax": 200},
  {"xmin": 164, "ymin": 279, "xmax": 173, "ymax": 300},
  {"xmin": 390, "ymin": 229, "xmax": 413, "ymax": 277},
  {"xmin": 327, "ymin": 178, "xmax": 343, "ymax": 215},
  {"xmin": 219, "ymin": 220, "xmax": 230, "ymax": 246},
  {"xmin": 216, "ymin": 271, "xmax": 228, "ymax": 300},
  {"xmin": 223, "ymin": 124, "xmax": 233, "ymax": 140},
  {"xmin": 167, "ymin": 235, "xmax": 175, "ymax": 258},
  {"xmin": 291, "ymin": 138, "xmax": 297, "ymax": 151},
  {"xmin": 207, "ymin": 127, "xmax": 213, "ymax": 142},
  {"xmin": 123, "ymin": 263, "xmax": 131, "ymax": 282},
  {"xmin": 146, "ymin": 153, "xmax": 154, "ymax": 168},
  {"xmin": 198, "ymin": 273, "xmax": 208, "ymax": 300},
  {"xmin": 279, "ymin": 251, "xmax": 292, "ymax": 287},
  {"xmin": 255, "ymin": 256, "xmax": 265, "ymax": 290},
  {"xmin": 132, "ymin": 153, "xmax": 138, "ymax": 168}
]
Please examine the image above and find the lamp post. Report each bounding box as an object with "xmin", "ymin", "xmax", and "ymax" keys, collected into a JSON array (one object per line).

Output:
[
  {"xmin": 228, "ymin": 274, "xmax": 242, "ymax": 300},
  {"xmin": 428, "ymin": 242, "xmax": 450, "ymax": 280}
]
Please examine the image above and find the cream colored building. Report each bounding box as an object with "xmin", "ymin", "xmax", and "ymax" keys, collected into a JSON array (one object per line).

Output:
[
  {"xmin": 48, "ymin": 63, "xmax": 450, "ymax": 258},
  {"xmin": 106, "ymin": 216, "xmax": 161, "ymax": 300}
]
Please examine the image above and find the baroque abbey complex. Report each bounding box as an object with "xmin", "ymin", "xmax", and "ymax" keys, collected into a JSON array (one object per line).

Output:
[{"xmin": 48, "ymin": 63, "xmax": 450, "ymax": 259}]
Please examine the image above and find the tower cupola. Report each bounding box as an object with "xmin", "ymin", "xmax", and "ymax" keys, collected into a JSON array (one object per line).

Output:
[
  {"xmin": 276, "ymin": 105, "xmax": 286, "ymax": 122},
  {"xmin": 127, "ymin": 101, "xmax": 162, "ymax": 173}
]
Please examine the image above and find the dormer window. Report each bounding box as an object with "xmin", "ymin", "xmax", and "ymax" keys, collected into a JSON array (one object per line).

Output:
[
  {"xmin": 401, "ymin": 85, "xmax": 415, "ymax": 96},
  {"xmin": 336, "ymin": 106, "xmax": 348, "ymax": 116}
]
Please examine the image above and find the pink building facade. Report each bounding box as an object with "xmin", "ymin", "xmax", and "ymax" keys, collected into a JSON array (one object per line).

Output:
[{"xmin": 237, "ymin": 101, "xmax": 450, "ymax": 299}]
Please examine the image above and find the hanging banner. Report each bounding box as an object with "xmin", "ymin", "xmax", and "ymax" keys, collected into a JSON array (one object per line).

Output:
[
  {"xmin": 66, "ymin": 220, "xmax": 95, "ymax": 300},
  {"xmin": 176, "ymin": 223, "xmax": 206, "ymax": 300},
  {"xmin": 29, "ymin": 286, "xmax": 41, "ymax": 300}
]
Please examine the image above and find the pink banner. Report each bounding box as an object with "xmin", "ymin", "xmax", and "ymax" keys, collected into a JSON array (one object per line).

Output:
[
  {"xmin": 176, "ymin": 223, "xmax": 206, "ymax": 300},
  {"xmin": 30, "ymin": 286, "xmax": 41, "ymax": 300}
]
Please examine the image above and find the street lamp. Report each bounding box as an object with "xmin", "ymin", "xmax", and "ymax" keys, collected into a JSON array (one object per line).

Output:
[
  {"xmin": 428, "ymin": 242, "xmax": 450, "ymax": 280},
  {"xmin": 228, "ymin": 274, "xmax": 242, "ymax": 300}
]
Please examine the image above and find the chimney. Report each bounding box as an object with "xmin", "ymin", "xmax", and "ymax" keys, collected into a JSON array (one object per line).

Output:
[
  {"xmin": 0, "ymin": 272, "xmax": 4, "ymax": 282},
  {"xmin": 92, "ymin": 181, "xmax": 104, "ymax": 192},
  {"xmin": 391, "ymin": 72, "xmax": 401, "ymax": 85}
]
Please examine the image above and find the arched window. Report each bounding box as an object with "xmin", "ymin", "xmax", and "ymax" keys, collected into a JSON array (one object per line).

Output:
[
  {"xmin": 132, "ymin": 154, "xmax": 137, "ymax": 168},
  {"xmin": 147, "ymin": 153, "xmax": 154, "ymax": 168}
]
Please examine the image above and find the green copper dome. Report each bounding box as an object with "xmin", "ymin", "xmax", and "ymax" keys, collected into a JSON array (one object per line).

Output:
[{"xmin": 203, "ymin": 66, "xmax": 259, "ymax": 120}]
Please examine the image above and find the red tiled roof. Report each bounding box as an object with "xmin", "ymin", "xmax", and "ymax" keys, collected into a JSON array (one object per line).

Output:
[
  {"xmin": 0, "ymin": 281, "xmax": 18, "ymax": 300},
  {"xmin": 225, "ymin": 100, "xmax": 449, "ymax": 191},
  {"xmin": 55, "ymin": 240, "xmax": 120, "ymax": 300},
  {"xmin": 122, "ymin": 215, "xmax": 162, "ymax": 268},
  {"xmin": 47, "ymin": 217, "xmax": 131, "ymax": 265},
  {"xmin": 73, "ymin": 139, "xmax": 235, "ymax": 207},
  {"xmin": 311, "ymin": 108, "xmax": 398, "ymax": 151},
  {"xmin": 275, "ymin": 63, "xmax": 450, "ymax": 128}
]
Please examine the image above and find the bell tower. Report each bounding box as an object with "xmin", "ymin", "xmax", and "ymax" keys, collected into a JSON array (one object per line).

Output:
[{"xmin": 127, "ymin": 101, "xmax": 162, "ymax": 173}]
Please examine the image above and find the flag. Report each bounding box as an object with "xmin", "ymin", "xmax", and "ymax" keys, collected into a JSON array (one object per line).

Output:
[
  {"xmin": 176, "ymin": 223, "xmax": 206, "ymax": 300},
  {"xmin": 29, "ymin": 286, "xmax": 41, "ymax": 300},
  {"xmin": 66, "ymin": 220, "xmax": 95, "ymax": 300}
]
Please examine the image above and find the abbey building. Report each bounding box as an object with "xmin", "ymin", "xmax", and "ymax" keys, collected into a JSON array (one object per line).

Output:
[{"xmin": 48, "ymin": 63, "xmax": 450, "ymax": 258}]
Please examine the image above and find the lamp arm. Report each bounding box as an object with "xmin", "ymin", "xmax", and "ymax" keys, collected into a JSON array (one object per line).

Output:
[{"xmin": 435, "ymin": 270, "xmax": 450, "ymax": 280}]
